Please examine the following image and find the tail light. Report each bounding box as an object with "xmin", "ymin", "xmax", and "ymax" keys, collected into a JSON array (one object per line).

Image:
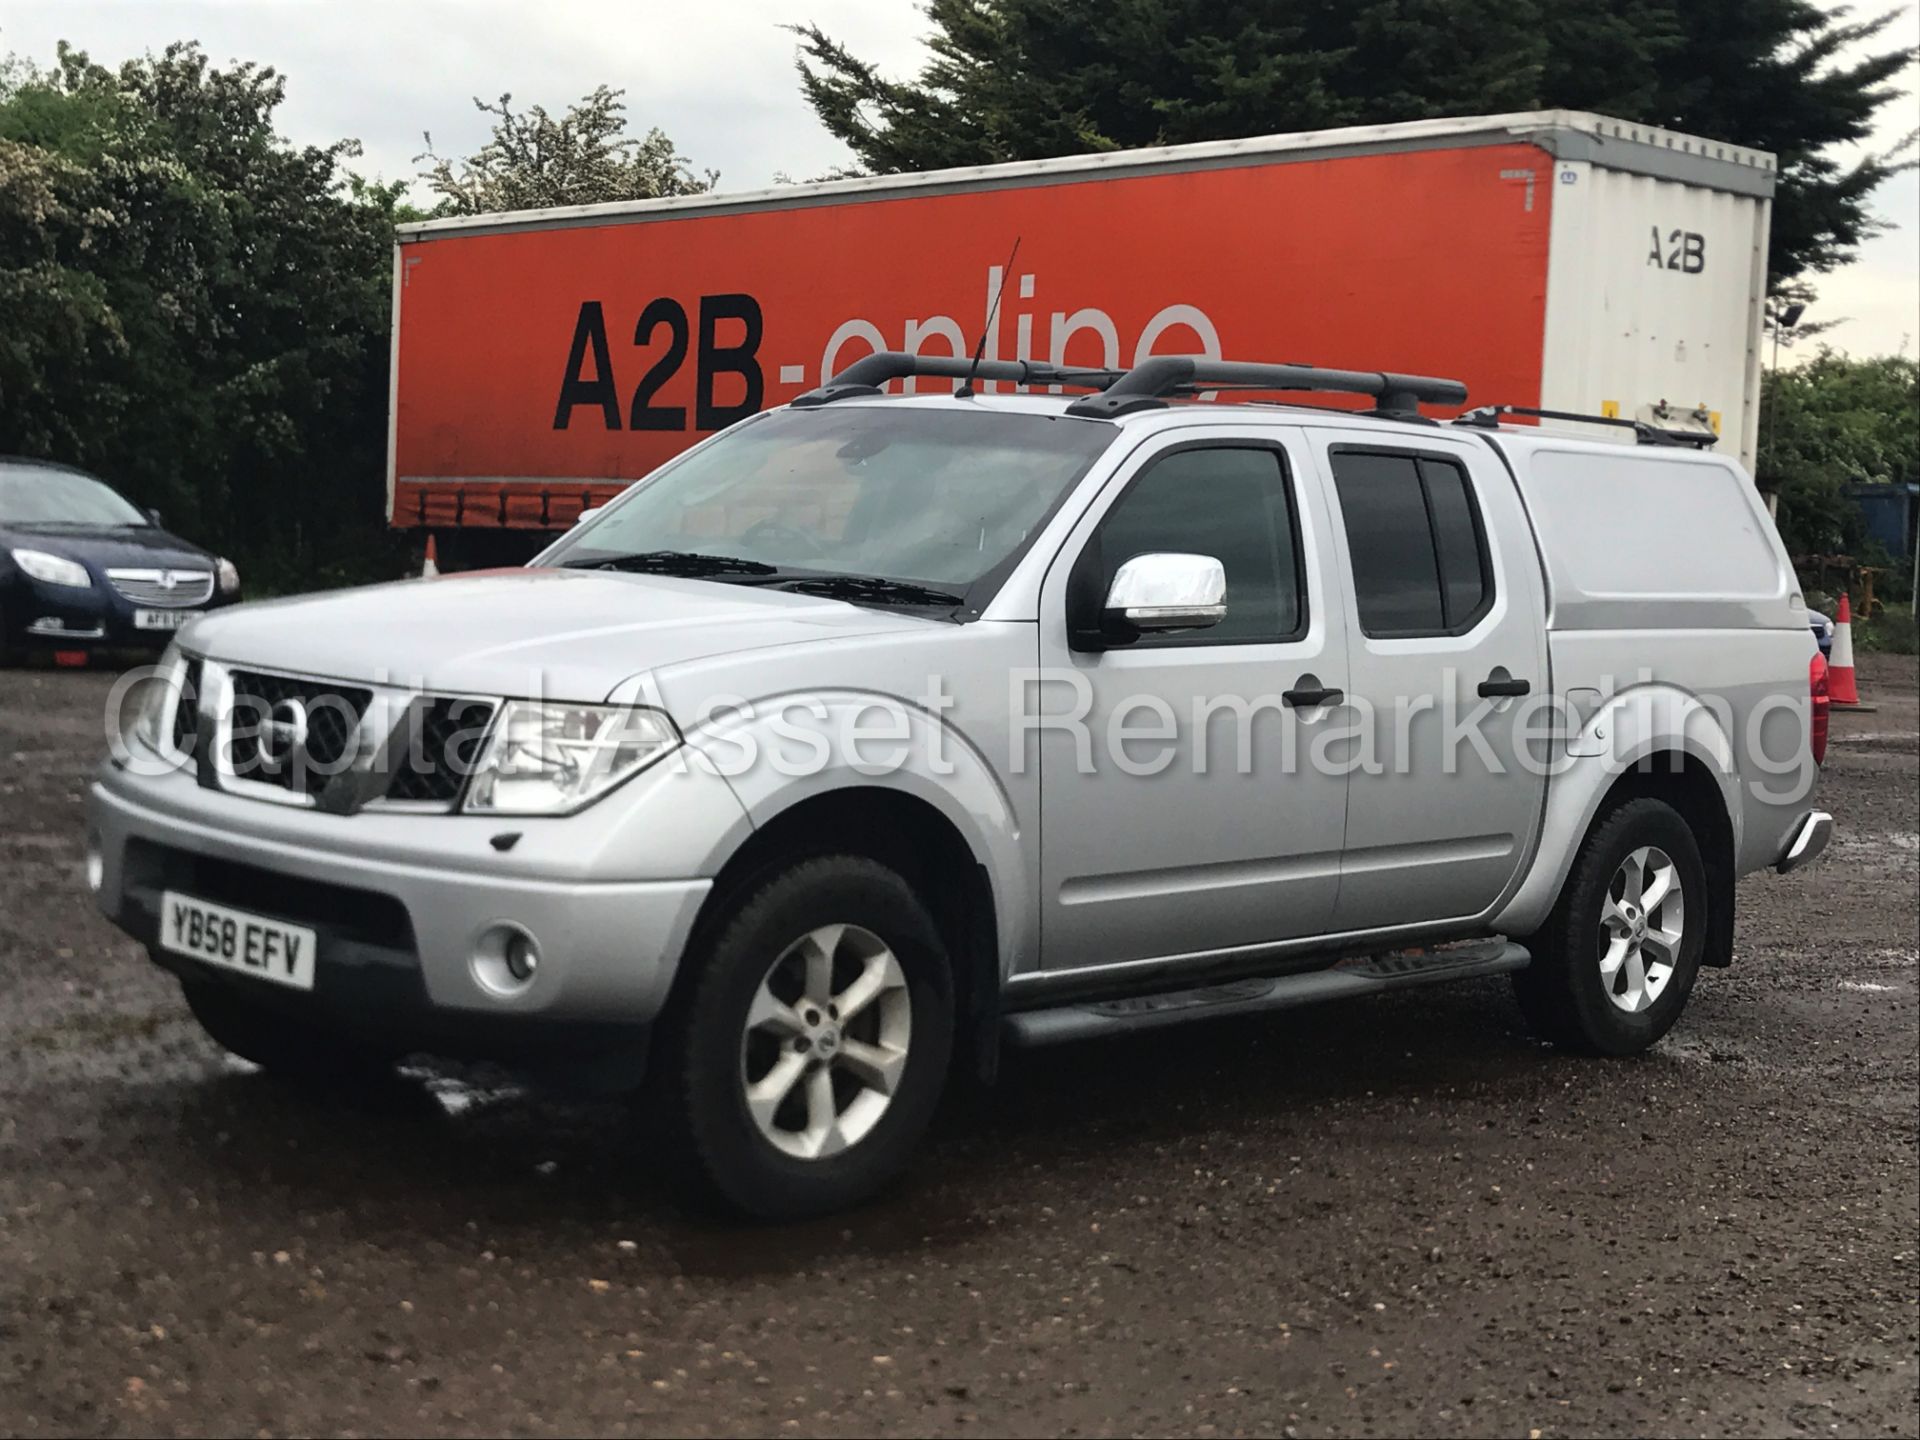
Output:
[{"xmin": 1809, "ymin": 651, "xmax": 1830, "ymax": 766}]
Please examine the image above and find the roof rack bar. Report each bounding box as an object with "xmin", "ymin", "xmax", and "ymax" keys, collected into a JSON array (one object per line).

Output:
[
  {"xmin": 1453, "ymin": 404, "xmax": 1718, "ymax": 449},
  {"xmin": 791, "ymin": 351, "xmax": 1124, "ymax": 407},
  {"xmin": 1063, "ymin": 357, "xmax": 1468, "ymax": 419},
  {"xmin": 788, "ymin": 350, "xmax": 1471, "ymax": 420}
]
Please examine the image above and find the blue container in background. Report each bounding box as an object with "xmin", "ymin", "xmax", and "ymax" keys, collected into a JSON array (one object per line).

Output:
[{"xmin": 1848, "ymin": 482, "xmax": 1917, "ymax": 559}]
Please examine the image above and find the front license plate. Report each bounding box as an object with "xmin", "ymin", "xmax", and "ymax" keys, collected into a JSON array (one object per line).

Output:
[
  {"xmin": 159, "ymin": 892, "xmax": 317, "ymax": 991},
  {"xmin": 134, "ymin": 609, "xmax": 200, "ymax": 631}
]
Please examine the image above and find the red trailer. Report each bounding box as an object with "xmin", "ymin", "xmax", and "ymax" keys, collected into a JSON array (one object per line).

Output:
[{"xmin": 388, "ymin": 109, "xmax": 1774, "ymax": 558}]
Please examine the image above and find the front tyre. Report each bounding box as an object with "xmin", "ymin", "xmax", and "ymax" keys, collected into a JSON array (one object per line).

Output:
[
  {"xmin": 1513, "ymin": 797, "xmax": 1707, "ymax": 1056},
  {"xmin": 661, "ymin": 855, "xmax": 955, "ymax": 1220}
]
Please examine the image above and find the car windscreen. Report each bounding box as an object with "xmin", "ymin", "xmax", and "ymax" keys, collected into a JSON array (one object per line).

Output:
[
  {"xmin": 542, "ymin": 406, "xmax": 1114, "ymax": 591},
  {"xmin": 0, "ymin": 465, "xmax": 149, "ymax": 527}
]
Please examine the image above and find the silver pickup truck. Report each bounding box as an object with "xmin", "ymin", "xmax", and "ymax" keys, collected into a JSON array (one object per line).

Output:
[{"xmin": 89, "ymin": 354, "xmax": 1832, "ymax": 1218}]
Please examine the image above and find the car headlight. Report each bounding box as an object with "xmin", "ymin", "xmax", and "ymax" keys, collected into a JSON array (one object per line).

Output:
[
  {"xmin": 463, "ymin": 701, "xmax": 679, "ymax": 815},
  {"xmin": 12, "ymin": 548, "xmax": 92, "ymax": 589},
  {"xmin": 125, "ymin": 644, "xmax": 184, "ymax": 755},
  {"xmin": 216, "ymin": 558, "xmax": 241, "ymax": 595}
]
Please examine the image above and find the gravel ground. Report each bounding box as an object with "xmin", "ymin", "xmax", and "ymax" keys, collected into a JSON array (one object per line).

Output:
[{"xmin": 1, "ymin": 654, "xmax": 1915, "ymax": 1438}]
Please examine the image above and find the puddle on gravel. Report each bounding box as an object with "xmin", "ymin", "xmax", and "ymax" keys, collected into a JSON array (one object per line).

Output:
[
  {"xmin": 1833, "ymin": 950, "xmax": 1917, "ymax": 994},
  {"xmin": 1826, "ymin": 830, "xmax": 1920, "ymax": 874},
  {"xmin": 1829, "ymin": 731, "xmax": 1920, "ymax": 749},
  {"xmin": 399, "ymin": 1064, "xmax": 528, "ymax": 1118}
]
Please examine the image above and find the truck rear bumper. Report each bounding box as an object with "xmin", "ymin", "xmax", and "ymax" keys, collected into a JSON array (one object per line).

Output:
[
  {"xmin": 88, "ymin": 777, "xmax": 711, "ymax": 1035},
  {"xmin": 1775, "ymin": 810, "xmax": 1833, "ymax": 874}
]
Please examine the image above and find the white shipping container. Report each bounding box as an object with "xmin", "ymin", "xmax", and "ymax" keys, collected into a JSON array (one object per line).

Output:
[{"xmin": 1535, "ymin": 116, "xmax": 1774, "ymax": 467}]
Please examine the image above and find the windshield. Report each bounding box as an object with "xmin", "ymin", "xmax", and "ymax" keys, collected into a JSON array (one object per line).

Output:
[
  {"xmin": 0, "ymin": 464, "xmax": 149, "ymax": 527},
  {"xmin": 542, "ymin": 406, "xmax": 1113, "ymax": 594}
]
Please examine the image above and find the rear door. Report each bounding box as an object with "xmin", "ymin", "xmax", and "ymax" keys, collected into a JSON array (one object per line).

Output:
[{"xmin": 1308, "ymin": 429, "xmax": 1549, "ymax": 930}]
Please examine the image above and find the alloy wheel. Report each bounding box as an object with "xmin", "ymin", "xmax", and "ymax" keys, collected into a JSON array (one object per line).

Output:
[
  {"xmin": 1597, "ymin": 845, "xmax": 1685, "ymax": 1014},
  {"xmin": 738, "ymin": 923, "xmax": 912, "ymax": 1160}
]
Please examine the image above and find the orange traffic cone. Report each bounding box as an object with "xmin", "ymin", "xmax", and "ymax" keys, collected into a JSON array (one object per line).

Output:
[
  {"xmin": 421, "ymin": 534, "xmax": 440, "ymax": 579},
  {"xmin": 1827, "ymin": 592, "xmax": 1872, "ymax": 710}
]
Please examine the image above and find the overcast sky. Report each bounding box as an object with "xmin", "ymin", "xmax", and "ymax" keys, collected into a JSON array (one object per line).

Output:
[{"xmin": 6, "ymin": 0, "xmax": 1915, "ymax": 356}]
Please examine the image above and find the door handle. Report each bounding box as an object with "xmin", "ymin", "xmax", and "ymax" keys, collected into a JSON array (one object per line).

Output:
[
  {"xmin": 1283, "ymin": 683, "xmax": 1344, "ymax": 708},
  {"xmin": 1478, "ymin": 675, "xmax": 1532, "ymax": 698}
]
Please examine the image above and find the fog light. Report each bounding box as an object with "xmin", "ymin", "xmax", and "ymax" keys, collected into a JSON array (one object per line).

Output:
[
  {"xmin": 506, "ymin": 933, "xmax": 539, "ymax": 982},
  {"xmin": 472, "ymin": 924, "xmax": 540, "ymax": 998},
  {"xmin": 84, "ymin": 834, "xmax": 104, "ymax": 894}
]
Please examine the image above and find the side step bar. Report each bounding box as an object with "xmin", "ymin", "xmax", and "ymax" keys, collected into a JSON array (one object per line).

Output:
[{"xmin": 1003, "ymin": 939, "xmax": 1531, "ymax": 1048}]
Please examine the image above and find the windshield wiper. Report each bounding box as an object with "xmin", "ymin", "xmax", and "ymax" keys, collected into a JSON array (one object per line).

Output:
[
  {"xmin": 571, "ymin": 549, "xmax": 779, "ymax": 578},
  {"xmin": 777, "ymin": 575, "xmax": 966, "ymax": 608}
]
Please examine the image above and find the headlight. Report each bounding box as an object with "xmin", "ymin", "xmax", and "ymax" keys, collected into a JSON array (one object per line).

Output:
[
  {"xmin": 12, "ymin": 548, "xmax": 92, "ymax": 589},
  {"xmin": 463, "ymin": 702, "xmax": 679, "ymax": 815},
  {"xmin": 125, "ymin": 644, "xmax": 184, "ymax": 755},
  {"xmin": 216, "ymin": 558, "xmax": 241, "ymax": 595}
]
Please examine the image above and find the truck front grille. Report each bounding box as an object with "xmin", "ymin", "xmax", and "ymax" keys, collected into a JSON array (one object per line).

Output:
[
  {"xmin": 107, "ymin": 569, "xmax": 215, "ymax": 608},
  {"xmin": 187, "ymin": 665, "xmax": 495, "ymax": 813},
  {"xmin": 384, "ymin": 697, "xmax": 497, "ymax": 805},
  {"xmin": 225, "ymin": 669, "xmax": 373, "ymax": 801}
]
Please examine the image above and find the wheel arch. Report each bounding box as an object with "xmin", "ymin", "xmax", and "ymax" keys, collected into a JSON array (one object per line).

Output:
[
  {"xmin": 1499, "ymin": 688, "xmax": 1740, "ymax": 967},
  {"xmin": 673, "ymin": 784, "xmax": 1005, "ymax": 1078}
]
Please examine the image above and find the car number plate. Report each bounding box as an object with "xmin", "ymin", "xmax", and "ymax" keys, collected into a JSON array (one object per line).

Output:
[
  {"xmin": 134, "ymin": 609, "xmax": 200, "ymax": 631},
  {"xmin": 159, "ymin": 892, "xmax": 317, "ymax": 991}
]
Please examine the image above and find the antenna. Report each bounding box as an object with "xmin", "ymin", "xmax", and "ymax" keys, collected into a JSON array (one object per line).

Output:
[{"xmin": 955, "ymin": 236, "xmax": 1021, "ymax": 399}]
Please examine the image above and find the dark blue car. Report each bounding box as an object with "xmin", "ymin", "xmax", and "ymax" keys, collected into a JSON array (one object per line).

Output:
[{"xmin": 0, "ymin": 457, "xmax": 241, "ymax": 662}]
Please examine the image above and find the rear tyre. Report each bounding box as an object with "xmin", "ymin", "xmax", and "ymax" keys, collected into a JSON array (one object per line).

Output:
[
  {"xmin": 658, "ymin": 854, "xmax": 955, "ymax": 1220},
  {"xmin": 1512, "ymin": 797, "xmax": 1707, "ymax": 1056},
  {"xmin": 181, "ymin": 979, "xmax": 396, "ymax": 1085}
]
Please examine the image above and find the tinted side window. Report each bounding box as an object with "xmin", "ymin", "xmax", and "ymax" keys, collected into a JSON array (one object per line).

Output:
[
  {"xmin": 1331, "ymin": 450, "xmax": 1493, "ymax": 637},
  {"xmin": 1095, "ymin": 447, "xmax": 1303, "ymax": 645},
  {"xmin": 1420, "ymin": 458, "xmax": 1489, "ymax": 625},
  {"xmin": 1330, "ymin": 452, "xmax": 1444, "ymax": 634}
]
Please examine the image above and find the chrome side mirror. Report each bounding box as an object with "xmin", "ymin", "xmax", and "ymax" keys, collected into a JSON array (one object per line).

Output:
[
  {"xmin": 574, "ymin": 506, "xmax": 603, "ymax": 527},
  {"xmin": 1103, "ymin": 552, "xmax": 1227, "ymax": 633}
]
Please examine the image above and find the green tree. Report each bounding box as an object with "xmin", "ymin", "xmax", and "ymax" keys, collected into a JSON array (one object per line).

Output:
[
  {"xmin": 792, "ymin": 0, "xmax": 1915, "ymax": 291},
  {"xmin": 1758, "ymin": 349, "xmax": 1919, "ymax": 556},
  {"xmin": 0, "ymin": 41, "xmax": 408, "ymax": 587},
  {"xmin": 418, "ymin": 86, "xmax": 715, "ymax": 215}
]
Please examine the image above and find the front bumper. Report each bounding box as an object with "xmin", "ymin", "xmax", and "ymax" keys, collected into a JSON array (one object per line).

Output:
[
  {"xmin": 1775, "ymin": 809, "xmax": 1833, "ymax": 874},
  {"xmin": 88, "ymin": 763, "xmax": 721, "ymax": 1047},
  {"xmin": 7, "ymin": 577, "xmax": 235, "ymax": 649}
]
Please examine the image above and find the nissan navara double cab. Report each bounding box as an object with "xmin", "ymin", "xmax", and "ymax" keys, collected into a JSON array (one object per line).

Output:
[{"xmin": 91, "ymin": 354, "xmax": 1832, "ymax": 1218}]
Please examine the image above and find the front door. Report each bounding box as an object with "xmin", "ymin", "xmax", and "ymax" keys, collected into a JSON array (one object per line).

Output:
[
  {"xmin": 1308, "ymin": 430, "xmax": 1549, "ymax": 931},
  {"xmin": 1034, "ymin": 431, "xmax": 1351, "ymax": 972}
]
